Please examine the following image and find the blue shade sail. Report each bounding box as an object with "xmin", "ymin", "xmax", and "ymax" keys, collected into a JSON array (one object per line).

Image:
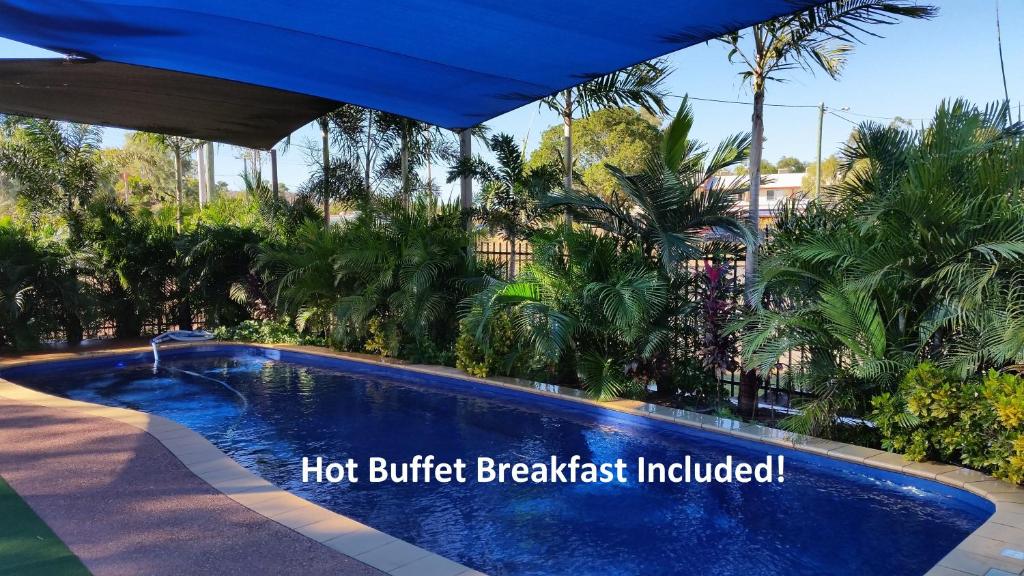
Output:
[{"xmin": 0, "ymin": 0, "xmax": 825, "ymax": 131}]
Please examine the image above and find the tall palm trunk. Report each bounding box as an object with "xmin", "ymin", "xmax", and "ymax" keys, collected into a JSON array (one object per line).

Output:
[
  {"xmin": 425, "ymin": 133, "xmax": 433, "ymax": 198},
  {"xmin": 400, "ymin": 120, "xmax": 410, "ymax": 205},
  {"xmin": 562, "ymin": 89, "xmax": 574, "ymax": 226},
  {"xmin": 562, "ymin": 89, "xmax": 573, "ymax": 191},
  {"xmin": 507, "ymin": 231, "xmax": 517, "ymax": 278},
  {"xmin": 364, "ymin": 113, "xmax": 373, "ymax": 192},
  {"xmin": 62, "ymin": 302, "xmax": 83, "ymax": 346},
  {"xmin": 738, "ymin": 80, "xmax": 765, "ymax": 418},
  {"xmin": 320, "ymin": 117, "xmax": 330, "ymax": 226},
  {"xmin": 174, "ymin": 149, "xmax": 183, "ymax": 233}
]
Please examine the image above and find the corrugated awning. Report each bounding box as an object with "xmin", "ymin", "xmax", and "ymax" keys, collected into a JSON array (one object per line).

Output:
[
  {"xmin": 0, "ymin": 58, "xmax": 341, "ymax": 149},
  {"xmin": 0, "ymin": 0, "xmax": 826, "ymax": 144}
]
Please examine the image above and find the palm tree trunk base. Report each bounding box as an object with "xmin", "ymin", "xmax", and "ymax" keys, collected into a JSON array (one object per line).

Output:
[{"xmin": 738, "ymin": 369, "xmax": 760, "ymax": 419}]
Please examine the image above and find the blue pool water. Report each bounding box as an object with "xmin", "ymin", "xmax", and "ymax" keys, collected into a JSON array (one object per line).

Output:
[{"xmin": 2, "ymin": 346, "xmax": 991, "ymax": 576}]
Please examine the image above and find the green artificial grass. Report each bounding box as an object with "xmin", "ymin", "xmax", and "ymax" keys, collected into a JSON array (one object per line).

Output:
[{"xmin": 0, "ymin": 475, "xmax": 91, "ymax": 576}]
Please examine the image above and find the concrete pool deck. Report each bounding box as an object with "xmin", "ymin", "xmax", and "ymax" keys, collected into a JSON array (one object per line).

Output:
[
  {"xmin": 2, "ymin": 341, "xmax": 1024, "ymax": 576},
  {"xmin": 0, "ymin": 398, "xmax": 388, "ymax": 576}
]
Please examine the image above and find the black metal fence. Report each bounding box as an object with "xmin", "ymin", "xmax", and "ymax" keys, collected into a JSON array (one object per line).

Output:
[
  {"xmin": 41, "ymin": 311, "xmax": 207, "ymax": 345},
  {"xmin": 475, "ymin": 239, "xmax": 534, "ymax": 278},
  {"xmin": 475, "ymin": 238, "xmax": 813, "ymax": 410}
]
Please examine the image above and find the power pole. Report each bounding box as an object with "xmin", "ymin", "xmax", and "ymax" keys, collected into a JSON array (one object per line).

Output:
[{"xmin": 816, "ymin": 102, "xmax": 825, "ymax": 196}]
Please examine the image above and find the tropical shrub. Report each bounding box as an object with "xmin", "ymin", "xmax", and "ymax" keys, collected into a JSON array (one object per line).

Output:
[
  {"xmin": 332, "ymin": 195, "xmax": 477, "ymax": 363},
  {"xmin": 478, "ymin": 96, "xmax": 751, "ymax": 401},
  {"xmin": 84, "ymin": 200, "xmax": 177, "ymax": 338},
  {"xmin": 0, "ymin": 220, "xmax": 90, "ymax": 348},
  {"xmin": 0, "ymin": 222, "xmax": 49, "ymax": 348},
  {"xmin": 178, "ymin": 223, "xmax": 262, "ymax": 328},
  {"xmin": 454, "ymin": 311, "xmax": 527, "ymax": 378},
  {"xmin": 212, "ymin": 317, "xmax": 324, "ymax": 346},
  {"xmin": 255, "ymin": 219, "xmax": 347, "ymax": 341},
  {"xmin": 448, "ymin": 133, "xmax": 560, "ymax": 277},
  {"xmin": 872, "ymin": 363, "xmax": 1024, "ymax": 484},
  {"xmin": 462, "ymin": 228, "xmax": 670, "ymax": 399},
  {"xmin": 737, "ymin": 100, "xmax": 1024, "ymax": 436},
  {"xmin": 252, "ymin": 194, "xmax": 478, "ymax": 363}
]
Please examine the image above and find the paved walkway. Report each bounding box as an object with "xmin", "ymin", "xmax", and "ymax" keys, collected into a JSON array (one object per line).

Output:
[{"xmin": 0, "ymin": 398, "xmax": 384, "ymax": 576}]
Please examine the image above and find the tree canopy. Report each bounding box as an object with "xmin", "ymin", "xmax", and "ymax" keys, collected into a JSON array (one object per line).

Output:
[{"xmin": 527, "ymin": 107, "xmax": 661, "ymax": 199}]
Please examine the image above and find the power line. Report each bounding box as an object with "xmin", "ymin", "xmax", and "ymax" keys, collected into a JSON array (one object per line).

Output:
[
  {"xmin": 827, "ymin": 110, "xmax": 859, "ymax": 126},
  {"xmin": 667, "ymin": 92, "xmax": 932, "ymax": 122},
  {"xmin": 838, "ymin": 109, "xmax": 925, "ymax": 122},
  {"xmin": 666, "ymin": 93, "xmax": 819, "ymax": 109}
]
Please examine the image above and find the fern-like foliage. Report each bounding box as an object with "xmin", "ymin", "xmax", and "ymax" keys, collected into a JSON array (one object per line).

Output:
[
  {"xmin": 735, "ymin": 99, "xmax": 1024, "ymax": 436},
  {"xmin": 542, "ymin": 96, "xmax": 753, "ymax": 276}
]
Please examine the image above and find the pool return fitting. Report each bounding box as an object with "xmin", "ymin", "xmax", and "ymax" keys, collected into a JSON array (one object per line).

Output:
[
  {"xmin": 150, "ymin": 329, "xmax": 215, "ymax": 366},
  {"xmin": 149, "ymin": 330, "xmax": 250, "ymax": 411}
]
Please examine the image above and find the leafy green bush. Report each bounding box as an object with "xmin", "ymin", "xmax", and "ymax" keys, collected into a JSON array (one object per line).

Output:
[
  {"xmin": 213, "ymin": 318, "xmax": 324, "ymax": 346},
  {"xmin": 0, "ymin": 220, "xmax": 88, "ymax": 349},
  {"xmin": 740, "ymin": 100, "xmax": 1024, "ymax": 435},
  {"xmin": 872, "ymin": 363, "xmax": 1024, "ymax": 483},
  {"xmin": 363, "ymin": 316, "xmax": 400, "ymax": 358},
  {"xmin": 459, "ymin": 99, "xmax": 751, "ymax": 400},
  {"xmin": 455, "ymin": 312, "xmax": 522, "ymax": 378}
]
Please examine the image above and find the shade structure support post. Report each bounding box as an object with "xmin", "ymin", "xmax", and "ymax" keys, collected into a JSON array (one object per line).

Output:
[
  {"xmin": 205, "ymin": 143, "xmax": 215, "ymax": 202},
  {"xmin": 270, "ymin": 148, "xmax": 279, "ymax": 201},
  {"xmin": 197, "ymin": 146, "xmax": 207, "ymax": 206}
]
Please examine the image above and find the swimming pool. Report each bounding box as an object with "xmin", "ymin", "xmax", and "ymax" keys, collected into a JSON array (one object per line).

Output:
[{"xmin": 1, "ymin": 345, "xmax": 992, "ymax": 576}]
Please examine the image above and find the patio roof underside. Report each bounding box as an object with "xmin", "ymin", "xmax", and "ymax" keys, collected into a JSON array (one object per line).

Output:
[{"xmin": 0, "ymin": 0, "xmax": 825, "ymax": 148}]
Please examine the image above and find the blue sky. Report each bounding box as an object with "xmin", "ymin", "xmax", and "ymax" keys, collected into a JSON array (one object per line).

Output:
[{"xmin": 0, "ymin": 0, "xmax": 1020, "ymax": 201}]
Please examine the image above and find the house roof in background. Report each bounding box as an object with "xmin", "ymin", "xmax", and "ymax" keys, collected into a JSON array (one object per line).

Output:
[
  {"xmin": 763, "ymin": 172, "xmax": 807, "ymax": 189},
  {"xmin": 0, "ymin": 0, "xmax": 827, "ymax": 145}
]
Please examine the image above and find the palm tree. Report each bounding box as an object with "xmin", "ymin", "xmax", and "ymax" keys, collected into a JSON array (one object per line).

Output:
[
  {"xmin": 541, "ymin": 60, "xmax": 671, "ymax": 197},
  {"xmin": 543, "ymin": 96, "xmax": 754, "ymax": 277},
  {"xmin": 317, "ymin": 116, "xmax": 340, "ymax": 225},
  {"xmin": 332, "ymin": 195, "xmax": 477, "ymax": 358},
  {"xmin": 465, "ymin": 99, "xmax": 753, "ymax": 400},
  {"xmin": 735, "ymin": 100, "xmax": 1024, "ymax": 435},
  {"xmin": 155, "ymin": 135, "xmax": 203, "ymax": 233},
  {"xmin": 0, "ymin": 119, "xmax": 110, "ymax": 242},
  {"xmin": 255, "ymin": 218, "xmax": 347, "ymax": 340},
  {"xmin": 720, "ymin": 0, "xmax": 937, "ymax": 414},
  {"xmin": 721, "ymin": 0, "xmax": 937, "ymax": 297},
  {"xmin": 462, "ymin": 228, "xmax": 669, "ymax": 400},
  {"xmin": 447, "ymin": 133, "xmax": 560, "ymax": 277}
]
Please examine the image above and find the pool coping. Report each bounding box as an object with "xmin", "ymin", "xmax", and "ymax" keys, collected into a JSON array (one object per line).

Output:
[{"xmin": 2, "ymin": 341, "xmax": 1023, "ymax": 576}]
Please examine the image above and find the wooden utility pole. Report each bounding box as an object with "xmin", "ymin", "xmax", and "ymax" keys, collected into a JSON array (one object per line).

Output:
[{"xmin": 816, "ymin": 103, "xmax": 825, "ymax": 197}]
